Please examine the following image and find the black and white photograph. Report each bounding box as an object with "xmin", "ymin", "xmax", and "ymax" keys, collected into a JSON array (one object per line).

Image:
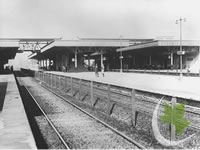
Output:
[{"xmin": 0, "ymin": 0, "xmax": 200, "ymax": 149}]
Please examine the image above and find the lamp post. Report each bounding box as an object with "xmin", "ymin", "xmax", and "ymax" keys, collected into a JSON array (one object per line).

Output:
[
  {"xmin": 176, "ymin": 17, "xmax": 186, "ymax": 78},
  {"xmin": 119, "ymin": 35, "xmax": 123, "ymax": 73}
]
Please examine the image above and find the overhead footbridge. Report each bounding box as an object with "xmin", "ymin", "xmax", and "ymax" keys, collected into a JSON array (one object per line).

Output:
[
  {"xmin": 0, "ymin": 40, "xmax": 19, "ymax": 72},
  {"xmin": 0, "ymin": 38, "xmax": 60, "ymax": 73}
]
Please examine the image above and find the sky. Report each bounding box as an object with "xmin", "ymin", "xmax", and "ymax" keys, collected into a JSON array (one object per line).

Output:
[{"xmin": 0, "ymin": 0, "xmax": 200, "ymax": 40}]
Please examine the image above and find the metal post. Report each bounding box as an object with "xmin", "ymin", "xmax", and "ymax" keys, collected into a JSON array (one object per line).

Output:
[
  {"xmin": 131, "ymin": 89, "xmax": 137, "ymax": 126},
  {"xmin": 90, "ymin": 81, "xmax": 94, "ymax": 106},
  {"xmin": 75, "ymin": 50, "xmax": 77, "ymax": 68},
  {"xmin": 171, "ymin": 97, "xmax": 176, "ymax": 141},
  {"xmin": 101, "ymin": 52, "xmax": 103, "ymax": 72},
  {"xmin": 50, "ymin": 74, "xmax": 52, "ymax": 88},
  {"xmin": 149, "ymin": 55, "xmax": 152, "ymax": 65},
  {"xmin": 170, "ymin": 52, "xmax": 173, "ymax": 66},
  {"xmin": 55, "ymin": 75, "xmax": 57, "ymax": 89},
  {"xmin": 180, "ymin": 20, "xmax": 183, "ymax": 77},
  {"xmin": 88, "ymin": 54, "xmax": 90, "ymax": 67},
  {"xmin": 59, "ymin": 76, "xmax": 61, "ymax": 90},
  {"xmin": 46, "ymin": 59, "xmax": 47, "ymax": 70},
  {"xmin": 120, "ymin": 35, "xmax": 123, "ymax": 73},
  {"xmin": 79, "ymin": 79, "xmax": 82, "ymax": 100},
  {"xmin": 176, "ymin": 17, "xmax": 186, "ymax": 78},
  {"xmin": 65, "ymin": 76, "xmax": 67, "ymax": 90},
  {"xmin": 71, "ymin": 77, "xmax": 73, "ymax": 96},
  {"xmin": 107, "ymin": 84, "xmax": 111, "ymax": 101}
]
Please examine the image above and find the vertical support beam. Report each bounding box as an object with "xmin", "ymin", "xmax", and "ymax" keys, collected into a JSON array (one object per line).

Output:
[
  {"xmin": 49, "ymin": 58, "xmax": 51, "ymax": 71},
  {"xmin": 46, "ymin": 59, "xmax": 48, "ymax": 70},
  {"xmin": 106, "ymin": 84, "xmax": 113, "ymax": 115},
  {"xmin": 38, "ymin": 60, "xmax": 39, "ymax": 70},
  {"xmin": 50, "ymin": 74, "xmax": 52, "ymax": 88},
  {"xmin": 43, "ymin": 72, "xmax": 45, "ymax": 82},
  {"xmin": 120, "ymin": 35, "xmax": 123, "ymax": 73},
  {"xmin": 46, "ymin": 73, "xmax": 48, "ymax": 85},
  {"xmin": 71, "ymin": 77, "xmax": 73, "ymax": 95},
  {"xmin": 54, "ymin": 75, "xmax": 56, "ymax": 89},
  {"xmin": 101, "ymin": 51, "xmax": 103, "ymax": 72},
  {"xmin": 55, "ymin": 75, "xmax": 57, "ymax": 89},
  {"xmin": 79, "ymin": 79, "xmax": 82, "ymax": 100},
  {"xmin": 133, "ymin": 56, "xmax": 135, "ymax": 66},
  {"xmin": 75, "ymin": 49, "xmax": 78, "ymax": 68},
  {"xmin": 65, "ymin": 76, "xmax": 67, "ymax": 90},
  {"xmin": 90, "ymin": 81, "xmax": 94, "ymax": 106},
  {"xmin": 171, "ymin": 52, "xmax": 173, "ymax": 66},
  {"xmin": 171, "ymin": 97, "xmax": 176, "ymax": 141},
  {"xmin": 149, "ymin": 55, "xmax": 152, "ymax": 65},
  {"xmin": 59, "ymin": 76, "xmax": 61, "ymax": 89},
  {"xmin": 42, "ymin": 60, "xmax": 44, "ymax": 70},
  {"xmin": 131, "ymin": 89, "xmax": 137, "ymax": 126},
  {"xmin": 88, "ymin": 54, "xmax": 90, "ymax": 67},
  {"xmin": 107, "ymin": 84, "xmax": 111, "ymax": 101}
]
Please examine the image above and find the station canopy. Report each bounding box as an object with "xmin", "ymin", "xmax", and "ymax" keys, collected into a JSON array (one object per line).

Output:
[
  {"xmin": 29, "ymin": 38, "xmax": 154, "ymax": 59},
  {"xmin": 117, "ymin": 40, "xmax": 200, "ymax": 52}
]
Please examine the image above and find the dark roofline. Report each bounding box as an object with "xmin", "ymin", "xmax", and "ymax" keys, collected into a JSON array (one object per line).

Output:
[
  {"xmin": 0, "ymin": 37, "xmax": 61, "ymax": 42},
  {"xmin": 117, "ymin": 40, "xmax": 200, "ymax": 52},
  {"xmin": 79, "ymin": 37, "xmax": 154, "ymax": 41}
]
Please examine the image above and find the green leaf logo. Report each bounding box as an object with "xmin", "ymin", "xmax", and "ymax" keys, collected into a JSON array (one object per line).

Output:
[{"xmin": 160, "ymin": 101, "xmax": 190, "ymax": 136}]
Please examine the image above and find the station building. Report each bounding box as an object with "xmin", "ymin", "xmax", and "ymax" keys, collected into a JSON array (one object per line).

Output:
[{"xmin": 29, "ymin": 38, "xmax": 200, "ymax": 73}]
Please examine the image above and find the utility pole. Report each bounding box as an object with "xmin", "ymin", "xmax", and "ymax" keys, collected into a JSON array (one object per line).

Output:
[
  {"xmin": 119, "ymin": 35, "xmax": 123, "ymax": 73},
  {"xmin": 176, "ymin": 17, "xmax": 186, "ymax": 78}
]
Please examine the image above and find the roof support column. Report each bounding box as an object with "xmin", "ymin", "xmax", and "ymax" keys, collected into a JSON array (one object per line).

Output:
[
  {"xmin": 38, "ymin": 60, "xmax": 40, "ymax": 70},
  {"xmin": 75, "ymin": 49, "xmax": 78, "ymax": 68},
  {"xmin": 120, "ymin": 35, "xmax": 123, "ymax": 73},
  {"xmin": 42, "ymin": 59, "xmax": 44, "ymax": 70},
  {"xmin": 170, "ymin": 52, "xmax": 173, "ymax": 66},
  {"xmin": 88, "ymin": 54, "xmax": 90, "ymax": 67},
  {"xmin": 149, "ymin": 56, "xmax": 152, "ymax": 65},
  {"xmin": 101, "ymin": 52, "xmax": 103, "ymax": 71},
  {"xmin": 45, "ymin": 59, "xmax": 48, "ymax": 70}
]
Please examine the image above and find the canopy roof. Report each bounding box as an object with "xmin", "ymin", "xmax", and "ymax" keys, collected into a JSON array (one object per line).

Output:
[{"xmin": 117, "ymin": 40, "xmax": 200, "ymax": 52}]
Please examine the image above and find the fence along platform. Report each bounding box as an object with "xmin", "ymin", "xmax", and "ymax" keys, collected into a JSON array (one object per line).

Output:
[{"xmin": 33, "ymin": 70, "xmax": 200, "ymax": 141}]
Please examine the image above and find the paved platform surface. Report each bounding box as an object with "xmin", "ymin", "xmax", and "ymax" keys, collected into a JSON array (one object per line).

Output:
[
  {"xmin": 0, "ymin": 74, "xmax": 37, "ymax": 149},
  {"xmin": 47, "ymin": 71, "xmax": 200, "ymax": 101}
]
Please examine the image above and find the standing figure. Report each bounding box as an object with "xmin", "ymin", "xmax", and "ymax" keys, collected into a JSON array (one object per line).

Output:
[
  {"xmin": 62, "ymin": 65, "xmax": 66, "ymax": 72},
  {"xmin": 101, "ymin": 64, "xmax": 104, "ymax": 77},
  {"xmin": 95, "ymin": 64, "xmax": 99, "ymax": 77}
]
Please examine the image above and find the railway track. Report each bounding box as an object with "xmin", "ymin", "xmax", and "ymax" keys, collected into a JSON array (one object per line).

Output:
[
  {"xmin": 19, "ymin": 70, "xmax": 200, "ymax": 149},
  {"xmin": 40, "ymin": 80, "xmax": 146, "ymax": 149},
  {"xmin": 24, "ymin": 86, "xmax": 70, "ymax": 149},
  {"xmin": 16, "ymin": 75, "xmax": 145, "ymax": 149}
]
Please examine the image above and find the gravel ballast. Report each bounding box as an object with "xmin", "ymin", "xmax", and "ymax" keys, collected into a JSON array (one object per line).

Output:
[{"xmin": 19, "ymin": 77, "xmax": 139, "ymax": 149}]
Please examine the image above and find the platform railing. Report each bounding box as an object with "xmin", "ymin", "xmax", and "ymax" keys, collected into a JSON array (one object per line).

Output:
[
  {"xmin": 110, "ymin": 68, "xmax": 200, "ymax": 77},
  {"xmin": 33, "ymin": 70, "xmax": 200, "ymax": 140}
]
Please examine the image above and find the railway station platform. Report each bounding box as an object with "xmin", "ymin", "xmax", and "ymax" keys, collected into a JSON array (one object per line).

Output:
[
  {"xmin": 0, "ymin": 74, "xmax": 37, "ymax": 149},
  {"xmin": 46, "ymin": 71, "xmax": 200, "ymax": 101}
]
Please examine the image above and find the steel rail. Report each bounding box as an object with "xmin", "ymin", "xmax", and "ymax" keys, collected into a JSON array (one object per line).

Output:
[
  {"xmin": 23, "ymin": 85, "xmax": 70, "ymax": 150},
  {"xmin": 39, "ymin": 82, "xmax": 146, "ymax": 149}
]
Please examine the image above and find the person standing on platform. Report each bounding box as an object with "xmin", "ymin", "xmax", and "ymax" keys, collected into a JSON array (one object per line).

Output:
[
  {"xmin": 101, "ymin": 64, "xmax": 104, "ymax": 77},
  {"xmin": 95, "ymin": 64, "xmax": 99, "ymax": 77},
  {"xmin": 62, "ymin": 65, "xmax": 66, "ymax": 72},
  {"xmin": 65, "ymin": 64, "xmax": 68, "ymax": 72}
]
